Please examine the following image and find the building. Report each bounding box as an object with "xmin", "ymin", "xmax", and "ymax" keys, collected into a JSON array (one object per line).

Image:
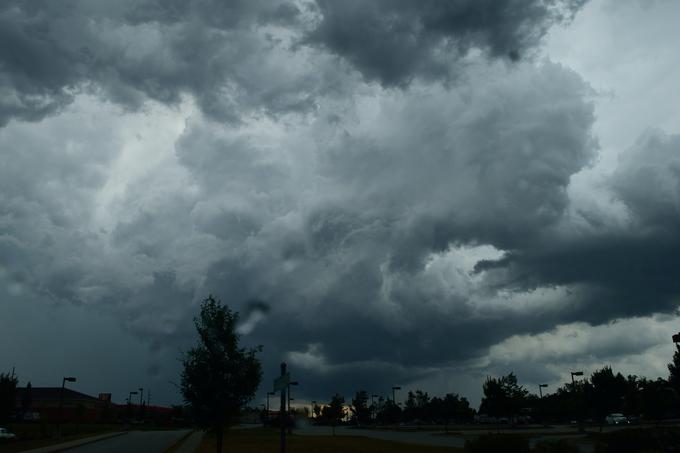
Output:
[{"xmin": 15, "ymin": 385, "xmax": 112, "ymax": 422}]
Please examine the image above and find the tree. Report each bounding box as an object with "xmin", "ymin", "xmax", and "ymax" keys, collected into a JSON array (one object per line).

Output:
[
  {"xmin": 590, "ymin": 366, "xmax": 627, "ymax": 420},
  {"xmin": 669, "ymin": 344, "xmax": 680, "ymax": 392},
  {"xmin": 323, "ymin": 394, "xmax": 345, "ymax": 435},
  {"xmin": 403, "ymin": 389, "xmax": 430, "ymax": 424},
  {"xmin": 181, "ymin": 296, "xmax": 262, "ymax": 453},
  {"xmin": 0, "ymin": 372, "xmax": 18, "ymax": 423},
  {"xmin": 350, "ymin": 390, "xmax": 370, "ymax": 426},
  {"xmin": 479, "ymin": 373, "xmax": 529, "ymax": 421},
  {"xmin": 375, "ymin": 398, "xmax": 401, "ymax": 425}
]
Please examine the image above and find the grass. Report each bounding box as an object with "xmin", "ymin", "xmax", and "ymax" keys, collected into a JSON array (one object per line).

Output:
[{"xmin": 196, "ymin": 428, "xmax": 463, "ymax": 453}]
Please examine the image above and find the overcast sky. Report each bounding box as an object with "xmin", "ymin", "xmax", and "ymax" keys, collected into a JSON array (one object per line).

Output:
[{"xmin": 2, "ymin": 0, "xmax": 680, "ymax": 408}]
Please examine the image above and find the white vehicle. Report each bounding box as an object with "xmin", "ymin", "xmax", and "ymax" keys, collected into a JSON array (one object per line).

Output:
[
  {"xmin": 0, "ymin": 427, "xmax": 17, "ymax": 439},
  {"xmin": 605, "ymin": 413, "xmax": 628, "ymax": 425}
]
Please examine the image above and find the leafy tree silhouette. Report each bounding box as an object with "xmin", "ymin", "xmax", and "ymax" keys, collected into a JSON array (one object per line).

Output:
[
  {"xmin": 180, "ymin": 296, "xmax": 262, "ymax": 453},
  {"xmin": 668, "ymin": 343, "xmax": 680, "ymax": 392},
  {"xmin": 350, "ymin": 390, "xmax": 370, "ymax": 425}
]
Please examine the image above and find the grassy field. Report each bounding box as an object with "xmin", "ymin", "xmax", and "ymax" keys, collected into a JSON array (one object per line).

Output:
[{"xmin": 196, "ymin": 428, "xmax": 463, "ymax": 453}]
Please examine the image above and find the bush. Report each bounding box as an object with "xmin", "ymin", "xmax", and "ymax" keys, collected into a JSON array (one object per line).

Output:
[{"xmin": 465, "ymin": 434, "xmax": 530, "ymax": 453}]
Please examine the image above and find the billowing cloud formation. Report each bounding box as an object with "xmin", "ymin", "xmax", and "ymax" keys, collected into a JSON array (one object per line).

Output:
[
  {"xmin": 307, "ymin": 0, "xmax": 586, "ymax": 85},
  {"xmin": 3, "ymin": 0, "xmax": 680, "ymax": 405},
  {"xmin": 0, "ymin": 0, "xmax": 325, "ymax": 126},
  {"xmin": 0, "ymin": 0, "xmax": 585, "ymax": 126}
]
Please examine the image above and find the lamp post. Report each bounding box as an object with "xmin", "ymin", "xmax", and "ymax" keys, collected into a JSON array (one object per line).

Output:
[
  {"xmin": 57, "ymin": 376, "xmax": 76, "ymax": 438},
  {"xmin": 538, "ymin": 384, "xmax": 548, "ymax": 398},
  {"xmin": 391, "ymin": 386, "xmax": 401, "ymax": 404},
  {"xmin": 371, "ymin": 394, "xmax": 378, "ymax": 421},
  {"xmin": 570, "ymin": 371, "xmax": 585, "ymax": 432},
  {"xmin": 287, "ymin": 381, "xmax": 299, "ymax": 413},
  {"xmin": 139, "ymin": 388, "xmax": 144, "ymax": 406},
  {"xmin": 287, "ymin": 381, "xmax": 298, "ymax": 435},
  {"xmin": 311, "ymin": 401, "xmax": 317, "ymax": 419},
  {"xmin": 267, "ymin": 391, "xmax": 275, "ymax": 423}
]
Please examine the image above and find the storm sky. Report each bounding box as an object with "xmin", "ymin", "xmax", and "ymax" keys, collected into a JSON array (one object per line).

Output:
[{"xmin": 2, "ymin": 0, "xmax": 680, "ymax": 407}]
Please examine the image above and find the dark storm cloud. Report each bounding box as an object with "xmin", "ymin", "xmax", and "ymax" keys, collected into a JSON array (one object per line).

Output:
[
  {"xmin": 0, "ymin": 0, "xmax": 321, "ymax": 126},
  {"xmin": 6, "ymin": 0, "xmax": 679, "ymax": 405},
  {"xmin": 0, "ymin": 0, "xmax": 591, "ymax": 126},
  {"xmin": 165, "ymin": 61, "xmax": 599, "ymax": 394},
  {"xmin": 306, "ymin": 0, "xmax": 587, "ymax": 86},
  {"xmin": 475, "ymin": 130, "xmax": 680, "ymax": 325}
]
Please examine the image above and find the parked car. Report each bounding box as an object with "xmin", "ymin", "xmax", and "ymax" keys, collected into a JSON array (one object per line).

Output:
[
  {"xmin": 0, "ymin": 427, "xmax": 16, "ymax": 440},
  {"xmin": 605, "ymin": 413, "xmax": 629, "ymax": 425}
]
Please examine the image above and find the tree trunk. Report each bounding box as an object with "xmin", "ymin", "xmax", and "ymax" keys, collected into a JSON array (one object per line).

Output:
[{"xmin": 216, "ymin": 425, "xmax": 223, "ymax": 453}]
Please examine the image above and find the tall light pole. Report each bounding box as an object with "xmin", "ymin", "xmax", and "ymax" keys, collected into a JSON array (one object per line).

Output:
[
  {"xmin": 570, "ymin": 371, "xmax": 584, "ymax": 432},
  {"xmin": 538, "ymin": 384, "xmax": 548, "ymax": 398},
  {"xmin": 267, "ymin": 391, "xmax": 275, "ymax": 423},
  {"xmin": 391, "ymin": 386, "xmax": 401, "ymax": 404},
  {"xmin": 287, "ymin": 381, "xmax": 299, "ymax": 413},
  {"xmin": 287, "ymin": 381, "xmax": 298, "ymax": 435},
  {"xmin": 139, "ymin": 388, "xmax": 144, "ymax": 406},
  {"xmin": 57, "ymin": 376, "xmax": 76, "ymax": 437}
]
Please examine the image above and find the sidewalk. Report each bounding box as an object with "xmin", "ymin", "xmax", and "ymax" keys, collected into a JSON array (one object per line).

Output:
[
  {"xmin": 171, "ymin": 430, "xmax": 205, "ymax": 453},
  {"xmin": 19, "ymin": 432, "xmax": 127, "ymax": 453}
]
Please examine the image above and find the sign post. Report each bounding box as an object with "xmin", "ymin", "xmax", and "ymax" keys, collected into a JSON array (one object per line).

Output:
[{"xmin": 275, "ymin": 363, "xmax": 289, "ymax": 453}]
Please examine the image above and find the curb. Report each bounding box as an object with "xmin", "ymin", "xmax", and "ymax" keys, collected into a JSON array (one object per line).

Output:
[
  {"xmin": 19, "ymin": 431, "xmax": 127, "ymax": 453},
  {"xmin": 164, "ymin": 429, "xmax": 194, "ymax": 452},
  {"xmin": 167, "ymin": 430, "xmax": 205, "ymax": 453}
]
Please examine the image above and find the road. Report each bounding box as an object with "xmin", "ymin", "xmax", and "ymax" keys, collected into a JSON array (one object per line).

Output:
[{"xmin": 65, "ymin": 430, "xmax": 191, "ymax": 453}]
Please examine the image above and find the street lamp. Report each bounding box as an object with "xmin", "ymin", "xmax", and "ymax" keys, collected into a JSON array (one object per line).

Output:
[
  {"xmin": 371, "ymin": 394, "xmax": 379, "ymax": 420},
  {"xmin": 267, "ymin": 391, "xmax": 275, "ymax": 422},
  {"xmin": 287, "ymin": 381, "xmax": 299, "ymax": 412},
  {"xmin": 57, "ymin": 376, "xmax": 76, "ymax": 437},
  {"xmin": 287, "ymin": 381, "xmax": 299, "ymax": 435},
  {"xmin": 391, "ymin": 386, "xmax": 401, "ymax": 404},
  {"xmin": 570, "ymin": 371, "xmax": 585, "ymax": 432},
  {"xmin": 139, "ymin": 388, "xmax": 144, "ymax": 406},
  {"xmin": 570, "ymin": 371, "xmax": 584, "ymax": 386},
  {"xmin": 311, "ymin": 401, "xmax": 317, "ymax": 419},
  {"xmin": 538, "ymin": 384, "xmax": 548, "ymax": 398}
]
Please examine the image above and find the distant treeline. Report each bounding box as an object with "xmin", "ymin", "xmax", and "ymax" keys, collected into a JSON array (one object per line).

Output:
[{"xmin": 309, "ymin": 345, "xmax": 680, "ymax": 425}]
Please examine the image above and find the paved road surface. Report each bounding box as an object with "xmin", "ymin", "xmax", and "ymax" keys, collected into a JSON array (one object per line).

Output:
[{"xmin": 65, "ymin": 430, "xmax": 191, "ymax": 453}]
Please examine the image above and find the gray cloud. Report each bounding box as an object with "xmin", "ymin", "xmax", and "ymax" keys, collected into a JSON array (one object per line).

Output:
[
  {"xmin": 306, "ymin": 0, "xmax": 587, "ymax": 86},
  {"xmin": 4, "ymin": 0, "xmax": 680, "ymax": 407},
  {"xmin": 0, "ymin": 0, "xmax": 332, "ymax": 126}
]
